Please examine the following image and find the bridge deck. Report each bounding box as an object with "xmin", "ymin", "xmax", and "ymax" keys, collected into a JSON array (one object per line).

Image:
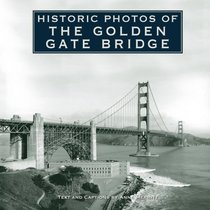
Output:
[
  {"xmin": 0, "ymin": 119, "xmax": 32, "ymax": 134},
  {"xmin": 0, "ymin": 118, "xmax": 177, "ymax": 138}
]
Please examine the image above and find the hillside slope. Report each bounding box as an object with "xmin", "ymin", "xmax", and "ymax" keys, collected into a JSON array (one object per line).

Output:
[
  {"xmin": 0, "ymin": 170, "xmax": 45, "ymax": 210},
  {"xmin": 0, "ymin": 167, "xmax": 98, "ymax": 210},
  {"xmin": 97, "ymin": 132, "xmax": 210, "ymax": 146}
]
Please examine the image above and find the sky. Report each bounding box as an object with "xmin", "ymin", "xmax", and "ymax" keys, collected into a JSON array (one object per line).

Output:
[{"xmin": 0, "ymin": 0, "xmax": 210, "ymax": 137}]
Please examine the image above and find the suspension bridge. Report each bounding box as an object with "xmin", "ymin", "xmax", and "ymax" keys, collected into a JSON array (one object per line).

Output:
[{"xmin": 0, "ymin": 82, "xmax": 183, "ymax": 169}]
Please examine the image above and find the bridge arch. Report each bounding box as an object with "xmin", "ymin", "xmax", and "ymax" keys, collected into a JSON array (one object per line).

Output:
[
  {"xmin": 44, "ymin": 136, "xmax": 91, "ymax": 163},
  {"xmin": 63, "ymin": 142, "xmax": 90, "ymax": 160}
]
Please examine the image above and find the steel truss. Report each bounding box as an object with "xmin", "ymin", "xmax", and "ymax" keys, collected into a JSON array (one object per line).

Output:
[{"xmin": 0, "ymin": 119, "xmax": 31, "ymax": 134}]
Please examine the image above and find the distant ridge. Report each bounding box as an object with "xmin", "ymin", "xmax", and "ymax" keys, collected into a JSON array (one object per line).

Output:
[{"xmin": 97, "ymin": 128, "xmax": 210, "ymax": 146}]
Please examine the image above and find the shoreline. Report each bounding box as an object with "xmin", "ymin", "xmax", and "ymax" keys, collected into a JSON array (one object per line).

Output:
[
  {"xmin": 109, "ymin": 174, "xmax": 145, "ymax": 210},
  {"xmin": 100, "ymin": 166, "xmax": 191, "ymax": 210},
  {"xmin": 130, "ymin": 166, "xmax": 191, "ymax": 187}
]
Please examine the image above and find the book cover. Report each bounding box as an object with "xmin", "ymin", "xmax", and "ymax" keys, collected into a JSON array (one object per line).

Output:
[{"xmin": 0, "ymin": 1, "xmax": 209, "ymax": 210}]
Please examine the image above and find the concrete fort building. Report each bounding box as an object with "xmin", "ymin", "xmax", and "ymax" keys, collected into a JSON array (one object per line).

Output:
[{"xmin": 51, "ymin": 160, "xmax": 130, "ymax": 178}]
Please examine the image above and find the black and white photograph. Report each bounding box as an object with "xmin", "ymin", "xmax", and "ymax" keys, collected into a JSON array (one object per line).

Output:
[{"xmin": 0, "ymin": 1, "xmax": 210, "ymax": 210}]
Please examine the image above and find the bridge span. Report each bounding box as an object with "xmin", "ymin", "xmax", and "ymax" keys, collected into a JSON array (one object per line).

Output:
[
  {"xmin": 0, "ymin": 82, "xmax": 182, "ymax": 169},
  {"xmin": 0, "ymin": 114, "xmax": 178, "ymax": 170},
  {"xmin": 0, "ymin": 117, "xmax": 176, "ymax": 136}
]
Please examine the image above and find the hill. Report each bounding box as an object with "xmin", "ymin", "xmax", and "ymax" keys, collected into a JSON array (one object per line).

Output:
[
  {"xmin": 0, "ymin": 166, "xmax": 99, "ymax": 210},
  {"xmin": 97, "ymin": 131, "xmax": 210, "ymax": 146},
  {"xmin": 0, "ymin": 170, "xmax": 46, "ymax": 210},
  {"xmin": 182, "ymin": 133, "xmax": 210, "ymax": 145}
]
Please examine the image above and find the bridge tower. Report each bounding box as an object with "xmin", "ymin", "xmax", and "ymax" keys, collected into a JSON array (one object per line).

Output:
[
  {"xmin": 178, "ymin": 120, "xmax": 184, "ymax": 146},
  {"xmin": 132, "ymin": 82, "xmax": 151, "ymax": 156},
  {"xmin": 130, "ymin": 82, "xmax": 158, "ymax": 157}
]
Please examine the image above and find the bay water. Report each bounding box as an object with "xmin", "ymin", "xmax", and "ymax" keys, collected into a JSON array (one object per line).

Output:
[
  {"xmin": 1, "ymin": 143, "xmax": 210, "ymax": 210},
  {"xmin": 52, "ymin": 144, "xmax": 210, "ymax": 210}
]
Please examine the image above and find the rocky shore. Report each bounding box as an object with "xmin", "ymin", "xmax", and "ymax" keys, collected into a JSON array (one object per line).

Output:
[
  {"xmin": 110, "ymin": 174, "xmax": 145, "ymax": 210},
  {"xmin": 130, "ymin": 166, "xmax": 191, "ymax": 187},
  {"xmin": 108, "ymin": 166, "xmax": 191, "ymax": 210}
]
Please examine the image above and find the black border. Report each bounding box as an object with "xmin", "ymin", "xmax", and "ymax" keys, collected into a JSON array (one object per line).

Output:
[{"xmin": 32, "ymin": 10, "xmax": 183, "ymax": 54}]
